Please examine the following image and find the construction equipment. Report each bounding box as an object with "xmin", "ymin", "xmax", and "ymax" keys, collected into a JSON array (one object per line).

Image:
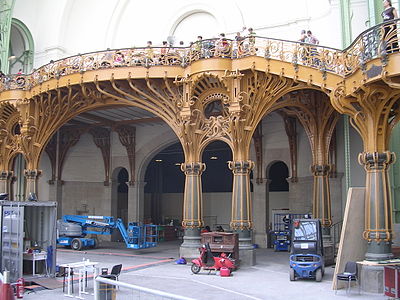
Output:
[
  {"xmin": 289, "ymin": 218, "xmax": 324, "ymax": 282},
  {"xmin": 57, "ymin": 215, "xmax": 158, "ymax": 251},
  {"xmin": 271, "ymin": 213, "xmax": 309, "ymax": 251}
]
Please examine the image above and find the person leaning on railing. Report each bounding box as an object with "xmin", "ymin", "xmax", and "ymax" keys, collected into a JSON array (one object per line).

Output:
[
  {"xmin": 305, "ymin": 30, "xmax": 320, "ymax": 67},
  {"xmin": 160, "ymin": 41, "xmax": 169, "ymax": 64},
  {"xmin": 298, "ymin": 30, "xmax": 307, "ymax": 64},
  {"xmin": 247, "ymin": 27, "xmax": 256, "ymax": 54},
  {"xmin": 217, "ymin": 33, "xmax": 230, "ymax": 58},
  {"xmin": 234, "ymin": 32, "xmax": 245, "ymax": 58},
  {"xmin": 382, "ymin": 0, "xmax": 399, "ymax": 53},
  {"xmin": 193, "ymin": 36, "xmax": 203, "ymax": 59},
  {"xmin": 145, "ymin": 41, "xmax": 156, "ymax": 66}
]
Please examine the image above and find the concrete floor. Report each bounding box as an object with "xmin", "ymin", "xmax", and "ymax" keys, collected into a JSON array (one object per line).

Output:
[{"xmin": 22, "ymin": 240, "xmax": 387, "ymax": 300}]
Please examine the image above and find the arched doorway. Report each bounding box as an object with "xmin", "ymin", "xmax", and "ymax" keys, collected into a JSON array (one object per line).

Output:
[
  {"xmin": 201, "ymin": 141, "xmax": 233, "ymax": 231},
  {"xmin": 111, "ymin": 167, "xmax": 128, "ymax": 242},
  {"xmin": 266, "ymin": 160, "xmax": 289, "ymax": 246}
]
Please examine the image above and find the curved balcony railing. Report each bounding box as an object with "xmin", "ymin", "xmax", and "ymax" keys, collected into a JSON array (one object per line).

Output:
[{"xmin": 0, "ymin": 19, "xmax": 398, "ymax": 92}]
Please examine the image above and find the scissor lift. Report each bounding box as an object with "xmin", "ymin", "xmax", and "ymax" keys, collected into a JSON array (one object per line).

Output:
[{"xmin": 272, "ymin": 213, "xmax": 310, "ymax": 252}]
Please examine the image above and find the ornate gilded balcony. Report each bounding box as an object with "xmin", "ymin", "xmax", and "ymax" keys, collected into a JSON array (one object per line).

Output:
[{"xmin": 0, "ymin": 19, "xmax": 398, "ymax": 92}]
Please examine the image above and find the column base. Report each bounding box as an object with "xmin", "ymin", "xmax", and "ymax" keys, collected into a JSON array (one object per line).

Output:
[
  {"xmin": 237, "ymin": 231, "xmax": 256, "ymax": 266},
  {"xmin": 322, "ymin": 233, "xmax": 335, "ymax": 266},
  {"xmin": 365, "ymin": 241, "xmax": 393, "ymax": 261},
  {"xmin": 239, "ymin": 247, "xmax": 255, "ymax": 266},
  {"xmin": 179, "ymin": 228, "xmax": 201, "ymax": 260},
  {"xmin": 360, "ymin": 265, "xmax": 384, "ymax": 293},
  {"xmin": 323, "ymin": 241, "xmax": 335, "ymax": 266}
]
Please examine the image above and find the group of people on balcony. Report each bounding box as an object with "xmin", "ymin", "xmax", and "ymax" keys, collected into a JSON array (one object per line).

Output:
[
  {"xmin": 297, "ymin": 30, "xmax": 321, "ymax": 67},
  {"xmin": 298, "ymin": 30, "xmax": 319, "ymax": 45},
  {"xmin": 139, "ymin": 27, "xmax": 257, "ymax": 66},
  {"xmin": 188, "ymin": 27, "xmax": 257, "ymax": 59}
]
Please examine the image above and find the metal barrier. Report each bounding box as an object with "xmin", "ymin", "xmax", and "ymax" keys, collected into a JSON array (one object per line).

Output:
[
  {"xmin": 94, "ymin": 275, "xmax": 195, "ymax": 300},
  {"xmin": 332, "ymin": 220, "xmax": 343, "ymax": 256}
]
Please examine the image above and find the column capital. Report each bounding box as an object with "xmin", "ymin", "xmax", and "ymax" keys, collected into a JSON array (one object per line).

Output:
[
  {"xmin": 310, "ymin": 164, "xmax": 331, "ymax": 176},
  {"xmin": 180, "ymin": 162, "xmax": 206, "ymax": 175},
  {"xmin": 358, "ymin": 151, "xmax": 396, "ymax": 170},
  {"xmin": 24, "ymin": 169, "xmax": 41, "ymax": 179},
  {"xmin": 228, "ymin": 160, "xmax": 254, "ymax": 174},
  {"xmin": 0, "ymin": 170, "xmax": 13, "ymax": 180}
]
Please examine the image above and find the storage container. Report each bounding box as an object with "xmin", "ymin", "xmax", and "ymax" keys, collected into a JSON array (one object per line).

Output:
[{"xmin": 0, "ymin": 201, "xmax": 57, "ymax": 282}]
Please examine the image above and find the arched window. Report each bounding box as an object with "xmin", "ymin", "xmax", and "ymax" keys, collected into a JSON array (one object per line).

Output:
[
  {"xmin": 171, "ymin": 12, "xmax": 219, "ymax": 45},
  {"xmin": 9, "ymin": 19, "xmax": 34, "ymax": 74}
]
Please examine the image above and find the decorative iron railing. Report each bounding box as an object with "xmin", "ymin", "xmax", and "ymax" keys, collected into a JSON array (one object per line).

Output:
[{"xmin": 0, "ymin": 19, "xmax": 398, "ymax": 92}]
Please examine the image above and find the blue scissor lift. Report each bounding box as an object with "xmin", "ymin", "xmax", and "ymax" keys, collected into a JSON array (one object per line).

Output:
[
  {"xmin": 57, "ymin": 215, "xmax": 158, "ymax": 250},
  {"xmin": 272, "ymin": 213, "xmax": 309, "ymax": 252}
]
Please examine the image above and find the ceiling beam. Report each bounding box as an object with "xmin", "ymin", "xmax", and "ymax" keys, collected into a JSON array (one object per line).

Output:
[
  {"xmin": 62, "ymin": 116, "xmax": 163, "ymax": 130},
  {"xmin": 80, "ymin": 112, "xmax": 115, "ymax": 125},
  {"xmin": 114, "ymin": 117, "xmax": 162, "ymax": 126},
  {"xmin": 65, "ymin": 119, "xmax": 91, "ymax": 126}
]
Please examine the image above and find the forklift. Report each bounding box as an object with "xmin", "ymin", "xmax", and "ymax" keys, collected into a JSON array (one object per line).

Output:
[{"xmin": 289, "ymin": 218, "xmax": 324, "ymax": 282}]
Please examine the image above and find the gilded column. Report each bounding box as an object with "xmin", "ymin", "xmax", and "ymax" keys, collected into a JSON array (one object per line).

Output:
[
  {"xmin": 24, "ymin": 169, "xmax": 41, "ymax": 200},
  {"xmin": 180, "ymin": 162, "xmax": 206, "ymax": 257},
  {"xmin": 359, "ymin": 151, "xmax": 395, "ymax": 261},
  {"xmin": 229, "ymin": 160, "xmax": 255, "ymax": 262},
  {"xmin": 311, "ymin": 164, "xmax": 332, "ymax": 230},
  {"xmin": 331, "ymin": 83, "xmax": 400, "ymax": 261}
]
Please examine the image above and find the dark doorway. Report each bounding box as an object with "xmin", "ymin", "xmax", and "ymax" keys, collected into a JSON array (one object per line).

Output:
[
  {"xmin": 144, "ymin": 143, "xmax": 184, "ymax": 225},
  {"xmin": 111, "ymin": 168, "xmax": 128, "ymax": 242},
  {"xmin": 268, "ymin": 161, "xmax": 289, "ymax": 192},
  {"xmin": 201, "ymin": 141, "xmax": 233, "ymax": 230},
  {"xmin": 144, "ymin": 141, "xmax": 233, "ymax": 228}
]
